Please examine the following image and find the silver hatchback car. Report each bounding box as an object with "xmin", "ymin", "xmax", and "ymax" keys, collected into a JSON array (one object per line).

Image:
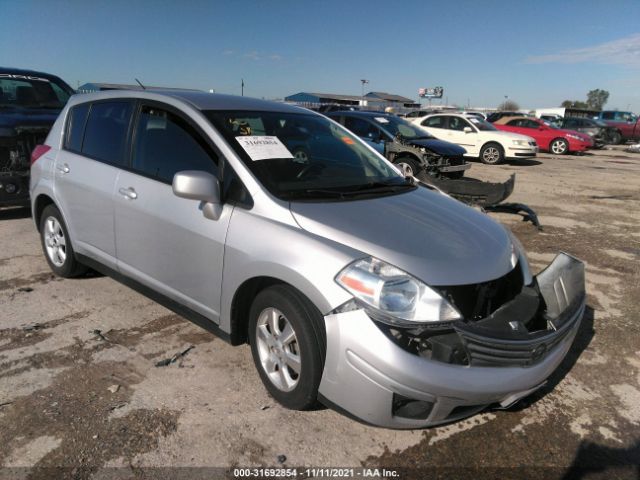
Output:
[{"xmin": 30, "ymin": 90, "xmax": 586, "ymax": 429}]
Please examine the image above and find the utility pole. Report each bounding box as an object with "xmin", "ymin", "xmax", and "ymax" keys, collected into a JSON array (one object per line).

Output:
[
  {"xmin": 360, "ymin": 79, "xmax": 369, "ymax": 106},
  {"xmin": 241, "ymin": 78, "xmax": 244, "ymax": 96}
]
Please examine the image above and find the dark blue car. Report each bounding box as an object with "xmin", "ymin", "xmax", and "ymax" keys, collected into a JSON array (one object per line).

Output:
[
  {"xmin": 327, "ymin": 111, "xmax": 469, "ymax": 179},
  {"xmin": 1, "ymin": 67, "xmax": 74, "ymax": 206}
]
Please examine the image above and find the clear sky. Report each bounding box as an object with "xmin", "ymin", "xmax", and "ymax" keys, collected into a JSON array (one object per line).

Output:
[{"xmin": 2, "ymin": 0, "xmax": 639, "ymax": 111}]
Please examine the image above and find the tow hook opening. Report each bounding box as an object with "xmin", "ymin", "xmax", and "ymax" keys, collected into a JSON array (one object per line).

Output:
[{"xmin": 392, "ymin": 393, "xmax": 434, "ymax": 420}]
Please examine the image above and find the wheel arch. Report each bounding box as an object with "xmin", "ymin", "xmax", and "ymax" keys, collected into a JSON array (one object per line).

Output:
[
  {"xmin": 33, "ymin": 194, "xmax": 56, "ymax": 232},
  {"xmin": 549, "ymin": 137, "xmax": 568, "ymax": 151}
]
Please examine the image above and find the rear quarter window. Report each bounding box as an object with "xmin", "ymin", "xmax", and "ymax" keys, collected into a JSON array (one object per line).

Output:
[
  {"xmin": 64, "ymin": 103, "xmax": 90, "ymax": 152},
  {"xmin": 81, "ymin": 101, "xmax": 133, "ymax": 166}
]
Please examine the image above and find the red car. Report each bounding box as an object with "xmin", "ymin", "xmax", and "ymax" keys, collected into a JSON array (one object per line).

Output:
[
  {"xmin": 494, "ymin": 116, "xmax": 593, "ymax": 155},
  {"xmin": 595, "ymin": 111, "xmax": 640, "ymax": 144}
]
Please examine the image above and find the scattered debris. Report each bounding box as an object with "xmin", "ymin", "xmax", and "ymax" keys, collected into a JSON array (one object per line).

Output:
[
  {"xmin": 107, "ymin": 385, "xmax": 120, "ymax": 394},
  {"xmin": 22, "ymin": 323, "xmax": 43, "ymax": 332},
  {"xmin": 154, "ymin": 345, "xmax": 195, "ymax": 367},
  {"xmin": 484, "ymin": 202, "xmax": 543, "ymax": 230},
  {"xmin": 17, "ymin": 287, "xmax": 33, "ymax": 292},
  {"xmin": 626, "ymin": 143, "xmax": 640, "ymax": 153},
  {"xmin": 277, "ymin": 455, "xmax": 287, "ymax": 464},
  {"xmin": 90, "ymin": 329, "xmax": 109, "ymax": 342},
  {"xmin": 108, "ymin": 403, "xmax": 127, "ymax": 411}
]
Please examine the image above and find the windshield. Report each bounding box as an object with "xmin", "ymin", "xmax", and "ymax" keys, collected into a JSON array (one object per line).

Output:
[
  {"xmin": 467, "ymin": 117, "xmax": 497, "ymax": 131},
  {"xmin": 372, "ymin": 115, "xmax": 434, "ymax": 139},
  {"xmin": 0, "ymin": 75, "xmax": 72, "ymax": 109},
  {"xmin": 205, "ymin": 110, "xmax": 411, "ymax": 201}
]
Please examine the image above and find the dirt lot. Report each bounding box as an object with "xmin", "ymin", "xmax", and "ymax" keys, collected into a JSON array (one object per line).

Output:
[{"xmin": 1, "ymin": 146, "xmax": 639, "ymax": 479}]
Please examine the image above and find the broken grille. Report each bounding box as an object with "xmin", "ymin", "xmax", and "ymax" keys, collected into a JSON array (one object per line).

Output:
[{"xmin": 0, "ymin": 129, "xmax": 49, "ymax": 175}]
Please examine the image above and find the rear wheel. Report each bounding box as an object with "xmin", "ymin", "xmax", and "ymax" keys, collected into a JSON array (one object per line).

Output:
[
  {"xmin": 248, "ymin": 285, "xmax": 325, "ymax": 410},
  {"xmin": 550, "ymin": 138, "xmax": 569, "ymax": 155},
  {"xmin": 39, "ymin": 205, "xmax": 87, "ymax": 278},
  {"xmin": 479, "ymin": 143, "xmax": 504, "ymax": 165}
]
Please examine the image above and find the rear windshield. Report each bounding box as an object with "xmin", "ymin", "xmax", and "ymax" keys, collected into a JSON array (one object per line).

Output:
[{"xmin": 0, "ymin": 74, "xmax": 72, "ymax": 109}]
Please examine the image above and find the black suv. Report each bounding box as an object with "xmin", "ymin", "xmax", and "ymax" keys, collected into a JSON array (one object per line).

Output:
[{"xmin": 0, "ymin": 67, "xmax": 73, "ymax": 206}]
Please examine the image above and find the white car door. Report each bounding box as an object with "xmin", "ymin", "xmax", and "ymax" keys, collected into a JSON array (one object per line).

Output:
[
  {"xmin": 443, "ymin": 116, "xmax": 480, "ymax": 156},
  {"xmin": 416, "ymin": 115, "xmax": 448, "ymax": 141}
]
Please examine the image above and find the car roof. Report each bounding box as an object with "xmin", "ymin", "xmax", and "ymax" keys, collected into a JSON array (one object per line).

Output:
[
  {"xmin": 66, "ymin": 89, "xmax": 310, "ymax": 114},
  {"xmin": 0, "ymin": 66, "xmax": 65, "ymax": 80},
  {"xmin": 493, "ymin": 116, "xmax": 535, "ymax": 125},
  {"xmin": 327, "ymin": 110, "xmax": 394, "ymax": 118}
]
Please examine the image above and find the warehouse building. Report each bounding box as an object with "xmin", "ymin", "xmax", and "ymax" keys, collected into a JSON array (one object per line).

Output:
[{"xmin": 285, "ymin": 91, "xmax": 419, "ymax": 111}]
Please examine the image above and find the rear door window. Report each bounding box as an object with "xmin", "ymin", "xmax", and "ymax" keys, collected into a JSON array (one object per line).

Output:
[
  {"xmin": 132, "ymin": 105, "xmax": 218, "ymax": 183},
  {"xmin": 82, "ymin": 101, "xmax": 133, "ymax": 166},
  {"xmin": 64, "ymin": 103, "xmax": 90, "ymax": 153}
]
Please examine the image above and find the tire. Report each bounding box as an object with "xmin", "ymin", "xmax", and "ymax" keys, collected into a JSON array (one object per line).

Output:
[
  {"xmin": 248, "ymin": 285, "xmax": 326, "ymax": 410},
  {"xmin": 479, "ymin": 143, "xmax": 504, "ymax": 165},
  {"xmin": 394, "ymin": 156, "xmax": 422, "ymax": 177},
  {"xmin": 549, "ymin": 138, "xmax": 569, "ymax": 155},
  {"xmin": 609, "ymin": 130, "xmax": 622, "ymax": 145},
  {"xmin": 39, "ymin": 204, "xmax": 87, "ymax": 278}
]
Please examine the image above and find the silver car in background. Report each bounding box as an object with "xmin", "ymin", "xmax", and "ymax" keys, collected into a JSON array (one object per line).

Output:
[{"xmin": 30, "ymin": 91, "xmax": 586, "ymax": 428}]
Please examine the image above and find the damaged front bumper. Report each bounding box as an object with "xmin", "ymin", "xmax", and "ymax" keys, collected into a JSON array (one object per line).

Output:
[{"xmin": 318, "ymin": 253, "xmax": 585, "ymax": 429}]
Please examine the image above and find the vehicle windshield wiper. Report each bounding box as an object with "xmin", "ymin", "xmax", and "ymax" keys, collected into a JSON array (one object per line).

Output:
[{"xmin": 284, "ymin": 179, "xmax": 415, "ymax": 200}]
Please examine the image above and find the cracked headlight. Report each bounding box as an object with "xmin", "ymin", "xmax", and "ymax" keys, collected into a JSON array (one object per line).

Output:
[{"xmin": 335, "ymin": 257, "xmax": 461, "ymax": 326}]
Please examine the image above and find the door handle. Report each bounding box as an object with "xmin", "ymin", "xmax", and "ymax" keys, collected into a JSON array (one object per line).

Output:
[
  {"xmin": 118, "ymin": 187, "xmax": 138, "ymax": 200},
  {"xmin": 56, "ymin": 163, "xmax": 70, "ymax": 174}
]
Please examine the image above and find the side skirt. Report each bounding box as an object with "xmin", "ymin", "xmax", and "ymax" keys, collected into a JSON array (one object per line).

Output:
[{"xmin": 76, "ymin": 253, "xmax": 237, "ymax": 345}]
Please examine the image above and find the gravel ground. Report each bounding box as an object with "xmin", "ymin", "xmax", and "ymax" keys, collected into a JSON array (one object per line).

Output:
[{"xmin": 0, "ymin": 146, "xmax": 638, "ymax": 479}]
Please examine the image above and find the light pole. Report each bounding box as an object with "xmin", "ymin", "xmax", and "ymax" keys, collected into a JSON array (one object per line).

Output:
[{"xmin": 360, "ymin": 79, "xmax": 369, "ymax": 106}]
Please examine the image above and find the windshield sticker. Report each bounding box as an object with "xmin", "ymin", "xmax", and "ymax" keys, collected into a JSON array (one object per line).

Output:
[
  {"xmin": 469, "ymin": 118, "xmax": 480, "ymax": 123},
  {"xmin": 374, "ymin": 117, "xmax": 390, "ymax": 124},
  {"xmin": 235, "ymin": 136, "xmax": 294, "ymax": 161},
  {"xmin": 341, "ymin": 136, "xmax": 355, "ymax": 145}
]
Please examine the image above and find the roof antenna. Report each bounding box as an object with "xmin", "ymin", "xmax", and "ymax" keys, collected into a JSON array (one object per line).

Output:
[{"xmin": 135, "ymin": 78, "xmax": 146, "ymax": 90}]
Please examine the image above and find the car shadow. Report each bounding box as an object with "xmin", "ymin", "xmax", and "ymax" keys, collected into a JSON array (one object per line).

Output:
[
  {"xmin": 0, "ymin": 206, "xmax": 32, "ymax": 221},
  {"xmin": 507, "ymin": 158, "xmax": 543, "ymax": 166},
  {"xmin": 504, "ymin": 304, "xmax": 595, "ymax": 412},
  {"xmin": 561, "ymin": 439, "xmax": 640, "ymax": 479}
]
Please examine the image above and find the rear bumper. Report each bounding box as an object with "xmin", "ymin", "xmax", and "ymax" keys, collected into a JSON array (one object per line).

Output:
[{"xmin": 318, "ymin": 253, "xmax": 585, "ymax": 429}]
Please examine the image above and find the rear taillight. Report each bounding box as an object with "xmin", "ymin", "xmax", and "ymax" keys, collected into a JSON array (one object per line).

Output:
[{"xmin": 30, "ymin": 145, "xmax": 51, "ymax": 166}]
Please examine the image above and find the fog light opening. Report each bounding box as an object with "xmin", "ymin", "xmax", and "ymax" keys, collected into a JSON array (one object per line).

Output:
[{"xmin": 392, "ymin": 393, "xmax": 434, "ymax": 420}]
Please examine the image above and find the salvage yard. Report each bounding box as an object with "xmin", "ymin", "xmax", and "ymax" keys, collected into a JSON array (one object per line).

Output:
[{"xmin": 1, "ymin": 147, "xmax": 639, "ymax": 478}]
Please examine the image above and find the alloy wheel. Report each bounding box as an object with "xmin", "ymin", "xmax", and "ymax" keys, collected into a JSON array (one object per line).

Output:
[
  {"xmin": 397, "ymin": 162, "xmax": 414, "ymax": 176},
  {"xmin": 43, "ymin": 216, "xmax": 67, "ymax": 267},
  {"xmin": 483, "ymin": 147, "xmax": 500, "ymax": 163},
  {"xmin": 551, "ymin": 140, "xmax": 567, "ymax": 154},
  {"xmin": 255, "ymin": 307, "xmax": 301, "ymax": 392}
]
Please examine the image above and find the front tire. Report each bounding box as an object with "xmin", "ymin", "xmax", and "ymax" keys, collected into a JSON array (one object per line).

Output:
[
  {"xmin": 479, "ymin": 143, "xmax": 504, "ymax": 165},
  {"xmin": 609, "ymin": 130, "xmax": 622, "ymax": 145},
  {"xmin": 248, "ymin": 285, "xmax": 325, "ymax": 410},
  {"xmin": 39, "ymin": 205, "xmax": 87, "ymax": 278},
  {"xmin": 550, "ymin": 138, "xmax": 569, "ymax": 155},
  {"xmin": 394, "ymin": 156, "xmax": 422, "ymax": 177}
]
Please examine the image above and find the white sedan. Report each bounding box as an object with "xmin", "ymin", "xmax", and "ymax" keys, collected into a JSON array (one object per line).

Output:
[{"xmin": 410, "ymin": 113, "xmax": 538, "ymax": 164}]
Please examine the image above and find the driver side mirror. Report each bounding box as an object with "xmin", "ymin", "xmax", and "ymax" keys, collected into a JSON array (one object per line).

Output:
[
  {"xmin": 172, "ymin": 170, "xmax": 222, "ymax": 220},
  {"xmin": 463, "ymin": 126, "xmax": 473, "ymax": 134}
]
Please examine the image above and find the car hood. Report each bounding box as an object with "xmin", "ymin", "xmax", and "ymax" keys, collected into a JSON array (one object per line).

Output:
[
  {"xmin": 406, "ymin": 138, "xmax": 467, "ymax": 156},
  {"xmin": 484, "ymin": 130, "xmax": 535, "ymax": 142},
  {"xmin": 289, "ymin": 187, "xmax": 514, "ymax": 286},
  {"xmin": 0, "ymin": 108, "xmax": 60, "ymax": 135}
]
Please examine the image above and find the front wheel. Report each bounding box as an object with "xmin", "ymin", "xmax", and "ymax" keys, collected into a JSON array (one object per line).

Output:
[
  {"xmin": 479, "ymin": 143, "xmax": 504, "ymax": 165},
  {"xmin": 550, "ymin": 138, "xmax": 569, "ymax": 155},
  {"xmin": 609, "ymin": 130, "xmax": 622, "ymax": 145},
  {"xmin": 394, "ymin": 156, "xmax": 422, "ymax": 177},
  {"xmin": 39, "ymin": 204, "xmax": 87, "ymax": 278},
  {"xmin": 248, "ymin": 285, "xmax": 325, "ymax": 410}
]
